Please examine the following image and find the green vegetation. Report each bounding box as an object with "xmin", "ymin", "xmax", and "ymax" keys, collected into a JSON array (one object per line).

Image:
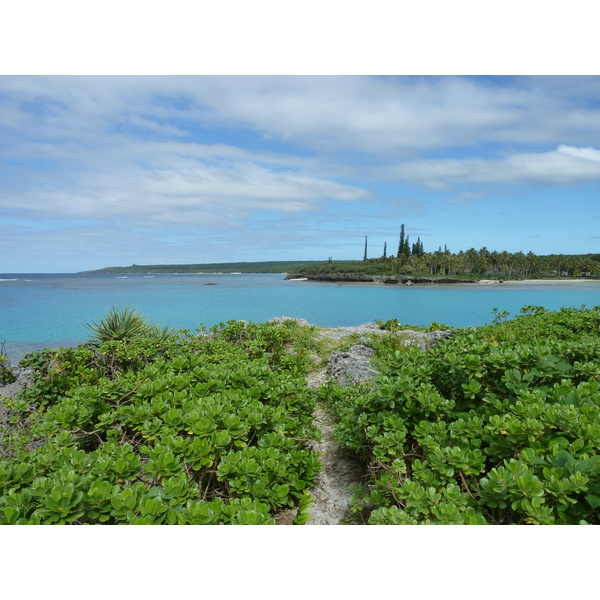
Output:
[
  {"xmin": 84, "ymin": 220, "xmax": 600, "ymax": 280},
  {"xmin": 327, "ymin": 306, "xmax": 600, "ymax": 524},
  {"xmin": 84, "ymin": 236, "xmax": 600, "ymax": 281},
  {"xmin": 0, "ymin": 316, "xmax": 321, "ymax": 524},
  {"xmin": 86, "ymin": 306, "xmax": 179, "ymax": 343},
  {"xmin": 0, "ymin": 342, "xmax": 15, "ymax": 384},
  {"xmin": 289, "ymin": 224, "xmax": 600, "ymax": 280},
  {"xmin": 83, "ymin": 260, "xmax": 343, "ymax": 275},
  {"xmin": 2, "ymin": 306, "xmax": 599, "ymax": 525},
  {"xmin": 288, "ymin": 250, "xmax": 600, "ymax": 281}
]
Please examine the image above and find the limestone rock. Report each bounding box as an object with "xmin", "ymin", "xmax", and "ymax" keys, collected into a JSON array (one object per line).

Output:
[
  {"xmin": 393, "ymin": 329, "xmax": 454, "ymax": 350},
  {"xmin": 267, "ymin": 316, "xmax": 313, "ymax": 327},
  {"xmin": 327, "ymin": 344, "xmax": 379, "ymax": 386}
]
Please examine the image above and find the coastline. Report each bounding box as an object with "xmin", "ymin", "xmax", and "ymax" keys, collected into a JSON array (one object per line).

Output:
[
  {"xmin": 285, "ymin": 273, "xmax": 600, "ymax": 286},
  {"xmin": 494, "ymin": 278, "xmax": 600, "ymax": 285}
]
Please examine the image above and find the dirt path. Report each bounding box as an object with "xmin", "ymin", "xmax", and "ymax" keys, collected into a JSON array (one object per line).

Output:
[{"xmin": 304, "ymin": 364, "xmax": 368, "ymax": 525}]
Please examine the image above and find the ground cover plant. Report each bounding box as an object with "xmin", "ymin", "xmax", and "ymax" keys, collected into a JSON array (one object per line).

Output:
[
  {"xmin": 0, "ymin": 314, "xmax": 321, "ymax": 524},
  {"xmin": 3, "ymin": 306, "xmax": 599, "ymax": 525},
  {"xmin": 327, "ymin": 306, "xmax": 600, "ymax": 524},
  {"xmin": 0, "ymin": 342, "xmax": 15, "ymax": 384}
]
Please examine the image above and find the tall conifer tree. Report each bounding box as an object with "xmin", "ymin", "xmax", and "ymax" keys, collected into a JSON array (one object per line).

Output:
[{"xmin": 398, "ymin": 224, "xmax": 405, "ymax": 256}]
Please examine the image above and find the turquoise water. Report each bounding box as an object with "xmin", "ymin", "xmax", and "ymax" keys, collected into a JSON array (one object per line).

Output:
[{"xmin": 1, "ymin": 272, "xmax": 600, "ymax": 362}]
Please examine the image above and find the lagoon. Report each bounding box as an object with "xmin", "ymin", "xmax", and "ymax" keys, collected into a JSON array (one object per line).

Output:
[{"xmin": 1, "ymin": 272, "xmax": 600, "ymax": 362}]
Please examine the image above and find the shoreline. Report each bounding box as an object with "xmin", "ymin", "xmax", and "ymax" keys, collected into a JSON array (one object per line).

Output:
[
  {"xmin": 286, "ymin": 275, "xmax": 600, "ymax": 286},
  {"xmin": 492, "ymin": 278, "xmax": 600, "ymax": 285}
]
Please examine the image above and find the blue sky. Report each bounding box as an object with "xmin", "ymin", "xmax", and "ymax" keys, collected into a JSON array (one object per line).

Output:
[{"xmin": 1, "ymin": 75, "xmax": 600, "ymax": 272}]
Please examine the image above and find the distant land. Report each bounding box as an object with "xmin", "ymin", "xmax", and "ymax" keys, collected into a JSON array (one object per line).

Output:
[
  {"xmin": 80, "ymin": 260, "xmax": 346, "ymax": 275},
  {"xmin": 82, "ymin": 248, "xmax": 600, "ymax": 281}
]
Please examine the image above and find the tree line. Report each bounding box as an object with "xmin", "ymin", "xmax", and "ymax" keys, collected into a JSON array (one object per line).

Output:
[{"xmin": 360, "ymin": 225, "xmax": 600, "ymax": 279}]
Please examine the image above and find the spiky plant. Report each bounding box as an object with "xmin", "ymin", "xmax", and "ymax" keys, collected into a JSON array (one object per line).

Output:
[
  {"xmin": 85, "ymin": 307, "xmax": 152, "ymax": 342},
  {"xmin": 146, "ymin": 324, "xmax": 180, "ymax": 343}
]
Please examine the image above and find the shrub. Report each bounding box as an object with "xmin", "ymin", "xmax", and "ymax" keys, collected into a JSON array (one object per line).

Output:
[
  {"xmin": 332, "ymin": 307, "xmax": 600, "ymax": 524},
  {"xmin": 85, "ymin": 307, "xmax": 178, "ymax": 343},
  {"xmin": 0, "ymin": 318, "xmax": 320, "ymax": 524},
  {"xmin": 0, "ymin": 341, "xmax": 15, "ymax": 384}
]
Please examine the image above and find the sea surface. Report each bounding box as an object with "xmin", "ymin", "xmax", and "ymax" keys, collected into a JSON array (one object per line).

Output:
[{"xmin": 1, "ymin": 272, "xmax": 600, "ymax": 362}]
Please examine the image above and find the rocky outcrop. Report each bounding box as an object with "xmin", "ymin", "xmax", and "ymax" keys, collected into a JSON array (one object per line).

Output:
[
  {"xmin": 0, "ymin": 367, "xmax": 33, "ymax": 402},
  {"xmin": 266, "ymin": 316, "xmax": 314, "ymax": 327},
  {"xmin": 0, "ymin": 367, "xmax": 34, "ymax": 449},
  {"xmin": 328, "ymin": 344, "xmax": 379, "ymax": 386},
  {"xmin": 325, "ymin": 329, "xmax": 454, "ymax": 386},
  {"xmin": 393, "ymin": 329, "xmax": 454, "ymax": 351},
  {"xmin": 316, "ymin": 322, "xmax": 386, "ymax": 342}
]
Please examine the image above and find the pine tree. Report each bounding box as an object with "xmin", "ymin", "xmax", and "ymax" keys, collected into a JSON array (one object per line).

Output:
[
  {"xmin": 363, "ymin": 236, "xmax": 368, "ymax": 261},
  {"xmin": 383, "ymin": 242, "xmax": 387, "ymax": 258},
  {"xmin": 404, "ymin": 235, "xmax": 411, "ymax": 257},
  {"xmin": 412, "ymin": 236, "xmax": 424, "ymax": 257},
  {"xmin": 398, "ymin": 224, "xmax": 405, "ymax": 256}
]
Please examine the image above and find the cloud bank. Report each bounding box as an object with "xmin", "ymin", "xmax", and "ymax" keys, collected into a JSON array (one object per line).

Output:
[{"xmin": 1, "ymin": 75, "xmax": 600, "ymax": 270}]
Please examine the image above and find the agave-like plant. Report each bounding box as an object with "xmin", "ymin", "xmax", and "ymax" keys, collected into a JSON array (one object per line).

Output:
[
  {"xmin": 146, "ymin": 324, "xmax": 180, "ymax": 343},
  {"xmin": 86, "ymin": 306, "xmax": 153, "ymax": 342}
]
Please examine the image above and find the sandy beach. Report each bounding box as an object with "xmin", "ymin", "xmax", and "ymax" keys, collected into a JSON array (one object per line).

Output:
[{"xmin": 491, "ymin": 278, "xmax": 600, "ymax": 285}]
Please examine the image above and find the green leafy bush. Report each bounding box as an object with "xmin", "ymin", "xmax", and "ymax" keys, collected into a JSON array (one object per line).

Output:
[
  {"xmin": 0, "ymin": 341, "xmax": 15, "ymax": 384},
  {"xmin": 331, "ymin": 307, "xmax": 600, "ymax": 524},
  {"xmin": 0, "ymin": 319, "xmax": 320, "ymax": 525}
]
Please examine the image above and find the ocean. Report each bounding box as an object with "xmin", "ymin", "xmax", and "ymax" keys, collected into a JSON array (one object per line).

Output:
[{"xmin": 1, "ymin": 272, "xmax": 600, "ymax": 363}]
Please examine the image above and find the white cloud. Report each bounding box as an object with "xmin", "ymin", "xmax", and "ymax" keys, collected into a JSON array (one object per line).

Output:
[
  {"xmin": 557, "ymin": 144, "xmax": 600, "ymax": 162},
  {"xmin": 389, "ymin": 145, "xmax": 600, "ymax": 188},
  {"xmin": 4, "ymin": 75, "xmax": 600, "ymax": 159},
  {"xmin": 0, "ymin": 158, "xmax": 370, "ymax": 225}
]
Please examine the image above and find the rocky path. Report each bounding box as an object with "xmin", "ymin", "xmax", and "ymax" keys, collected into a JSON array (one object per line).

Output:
[
  {"xmin": 288, "ymin": 319, "xmax": 453, "ymax": 524},
  {"xmin": 301, "ymin": 327, "xmax": 380, "ymax": 525},
  {"xmin": 305, "ymin": 403, "xmax": 366, "ymax": 525}
]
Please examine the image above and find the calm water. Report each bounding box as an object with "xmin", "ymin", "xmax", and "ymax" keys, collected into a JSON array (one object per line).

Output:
[{"xmin": 1, "ymin": 272, "xmax": 600, "ymax": 362}]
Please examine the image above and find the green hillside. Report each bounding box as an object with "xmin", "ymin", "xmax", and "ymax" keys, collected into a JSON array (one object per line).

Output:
[{"xmin": 82, "ymin": 260, "xmax": 344, "ymax": 274}]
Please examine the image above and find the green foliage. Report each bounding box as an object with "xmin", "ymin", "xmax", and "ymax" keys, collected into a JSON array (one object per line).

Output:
[
  {"xmin": 292, "ymin": 490, "xmax": 314, "ymax": 524},
  {"xmin": 85, "ymin": 306, "xmax": 179, "ymax": 343},
  {"xmin": 90, "ymin": 260, "xmax": 335, "ymax": 275},
  {"xmin": 0, "ymin": 317, "xmax": 320, "ymax": 525},
  {"xmin": 6, "ymin": 305, "xmax": 600, "ymax": 526},
  {"xmin": 210, "ymin": 319, "xmax": 319, "ymax": 376},
  {"xmin": 0, "ymin": 341, "xmax": 15, "ymax": 384},
  {"xmin": 329, "ymin": 307, "xmax": 600, "ymax": 524},
  {"xmin": 287, "ymin": 246, "xmax": 600, "ymax": 281},
  {"xmin": 85, "ymin": 306, "xmax": 150, "ymax": 342},
  {"xmin": 374, "ymin": 318, "xmax": 453, "ymax": 334}
]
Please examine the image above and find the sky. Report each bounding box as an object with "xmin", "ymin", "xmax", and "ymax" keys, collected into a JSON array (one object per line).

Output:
[{"xmin": 1, "ymin": 74, "xmax": 600, "ymax": 272}]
